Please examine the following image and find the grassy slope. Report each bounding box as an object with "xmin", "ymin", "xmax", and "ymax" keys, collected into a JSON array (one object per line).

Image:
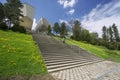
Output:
[
  {"xmin": 0, "ymin": 30, "xmax": 47, "ymax": 77},
  {"xmin": 55, "ymin": 37, "xmax": 120, "ymax": 62}
]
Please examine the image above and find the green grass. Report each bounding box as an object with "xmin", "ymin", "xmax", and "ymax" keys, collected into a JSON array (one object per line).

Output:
[
  {"xmin": 55, "ymin": 37, "xmax": 120, "ymax": 62},
  {"xmin": 0, "ymin": 30, "xmax": 47, "ymax": 77}
]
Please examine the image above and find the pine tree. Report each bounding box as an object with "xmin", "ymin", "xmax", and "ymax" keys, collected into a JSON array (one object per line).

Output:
[{"xmin": 4, "ymin": 0, "xmax": 23, "ymax": 28}]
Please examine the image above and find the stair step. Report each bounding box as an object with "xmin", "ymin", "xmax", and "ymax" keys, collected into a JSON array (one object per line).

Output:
[
  {"xmin": 43, "ymin": 56, "xmax": 88, "ymax": 61},
  {"xmin": 44, "ymin": 58, "xmax": 87, "ymax": 63},
  {"xmin": 43, "ymin": 55, "xmax": 99, "ymax": 61},
  {"xmin": 48, "ymin": 60, "xmax": 102, "ymax": 73},
  {"xmin": 46, "ymin": 59, "xmax": 100, "ymax": 66},
  {"xmin": 43, "ymin": 55, "xmax": 83, "ymax": 58},
  {"xmin": 42, "ymin": 53, "xmax": 77, "ymax": 57},
  {"xmin": 47, "ymin": 59, "xmax": 101, "ymax": 69},
  {"xmin": 32, "ymin": 34, "xmax": 102, "ymax": 73}
]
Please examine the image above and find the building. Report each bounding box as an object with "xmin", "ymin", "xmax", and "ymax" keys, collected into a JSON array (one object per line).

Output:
[
  {"xmin": 35, "ymin": 18, "xmax": 51, "ymax": 33},
  {"xmin": 20, "ymin": 3, "xmax": 35, "ymax": 31}
]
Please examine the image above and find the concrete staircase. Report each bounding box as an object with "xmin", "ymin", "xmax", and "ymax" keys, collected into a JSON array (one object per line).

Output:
[{"xmin": 32, "ymin": 34, "xmax": 102, "ymax": 73}]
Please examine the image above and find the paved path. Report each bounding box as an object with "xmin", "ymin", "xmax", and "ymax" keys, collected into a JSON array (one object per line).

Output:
[{"xmin": 51, "ymin": 61, "xmax": 120, "ymax": 80}]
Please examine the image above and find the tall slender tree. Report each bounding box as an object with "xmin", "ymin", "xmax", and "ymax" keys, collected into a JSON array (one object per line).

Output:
[
  {"xmin": 72, "ymin": 20, "xmax": 82, "ymax": 40},
  {"xmin": 4, "ymin": 0, "xmax": 23, "ymax": 28},
  {"xmin": 109, "ymin": 26, "xmax": 114, "ymax": 42},
  {"xmin": 102, "ymin": 26, "xmax": 107, "ymax": 41},
  {"xmin": 47, "ymin": 25, "xmax": 52, "ymax": 35},
  {"xmin": 106, "ymin": 28, "xmax": 110, "ymax": 41},
  {"xmin": 60, "ymin": 22, "xmax": 68, "ymax": 38},
  {"xmin": 53, "ymin": 22, "xmax": 60, "ymax": 34},
  {"xmin": 112, "ymin": 24, "xmax": 119, "ymax": 42}
]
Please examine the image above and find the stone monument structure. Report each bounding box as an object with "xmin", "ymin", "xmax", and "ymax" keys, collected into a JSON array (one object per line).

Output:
[
  {"xmin": 35, "ymin": 18, "xmax": 51, "ymax": 33},
  {"xmin": 20, "ymin": 3, "xmax": 35, "ymax": 31}
]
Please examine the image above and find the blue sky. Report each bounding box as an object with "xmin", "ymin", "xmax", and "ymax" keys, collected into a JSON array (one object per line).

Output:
[
  {"xmin": 0, "ymin": 0, "xmax": 111, "ymax": 23},
  {"xmin": 1, "ymin": 0, "xmax": 120, "ymax": 36}
]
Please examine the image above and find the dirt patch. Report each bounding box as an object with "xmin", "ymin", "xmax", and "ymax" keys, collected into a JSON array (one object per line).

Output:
[
  {"xmin": 29, "ymin": 74, "xmax": 56, "ymax": 80},
  {"xmin": 0, "ymin": 74, "xmax": 56, "ymax": 80}
]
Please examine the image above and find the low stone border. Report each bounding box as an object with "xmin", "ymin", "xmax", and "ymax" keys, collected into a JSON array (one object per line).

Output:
[{"xmin": 0, "ymin": 74, "xmax": 55, "ymax": 80}]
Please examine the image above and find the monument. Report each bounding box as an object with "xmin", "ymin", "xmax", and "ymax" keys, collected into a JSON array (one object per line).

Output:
[
  {"xmin": 35, "ymin": 18, "xmax": 51, "ymax": 33},
  {"xmin": 20, "ymin": 3, "xmax": 35, "ymax": 31}
]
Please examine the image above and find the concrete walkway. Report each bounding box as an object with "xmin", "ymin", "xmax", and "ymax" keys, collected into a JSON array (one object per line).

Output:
[{"xmin": 51, "ymin": 61, "xmax": 120, "ymax": 80}]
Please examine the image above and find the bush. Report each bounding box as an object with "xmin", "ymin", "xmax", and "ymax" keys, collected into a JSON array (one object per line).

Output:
[
  {"xmin": 70, "ymin": 35, "xmax": 74, "ymax": 39},
  {"xmin": 10, "ymin": 25, "xmax": 26, "ymax": 33},
  {"xmin": 0, "ymin": 22, "xmax": 8, "ymax": 30},
  {"xmin": 107, "ymin": 42, "xmax": 117, "ymax": 50},
  {"xmin": 105, "ymin": 50, "xmax": 118, "ymax": 55},
  {"xmin": 118, "ymin": 43, "xmax": 120, "ymax": 50}
]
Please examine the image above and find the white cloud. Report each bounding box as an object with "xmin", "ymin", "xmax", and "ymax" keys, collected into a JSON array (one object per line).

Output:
[
  {"xmin": 81, "ymin": 0, "xmax": 120, "ymax": 37},
  {"xmin": 32, "ymin": 18, "xmax": 37, "ymax": 30},
  {"xmin": 58, "ymin": 0, "xmax": 78, "ymax": 8},
  {"xmin": 59, "ymin": 19, "xmax": 69, "ymax": 25},
  {"xmin": 67, "ymin": 9, "xmax": 75, "ymax": 15}
]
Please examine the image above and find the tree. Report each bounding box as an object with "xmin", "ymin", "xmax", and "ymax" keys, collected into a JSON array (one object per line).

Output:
[
  {"xmin": 4, "ymin": 0, "xmax": 23, "ymax": 28},
  {"xmin": 90, "ymin": 32, "xmax": 99, "ymax": 44},
  {"xmin": 60, "ymin": 22, "xmax": 68, "ymax": 38},
  {"xmin": 102, "ymin": 26, "xmax": 109, "ymax": 47},
  {"xmin": 53, "ymin": 22, "xmax": 60, "ymax": 34},
  {"xmin": 112, "ymin": 24, "xmax": 119, "ymax": 42},
  {"xmin": 59, "ymin": 22, "xmax": 68, "ymax": 43},
  {"xmin": 47, "ymin": 25, "xmax": 52, "ymax": 35},
  {"xmin": 102, "ymin": 26, "xmax": 107, "ymax": 41},
  {"xmin": 80, "ymin": 29, "xmax": 91, "ymax": 42},
  {"xmin": 0, "ymin": 3, "xmax": 8, "ymax": 30},
  {"xmin": 0, "ymin": 2, "xmax": 5, "ymax": 23},
  {"xmin": 72, "ymin": 20, "xmax": 82, "ymax": 41},
  {"xmin": 109, "ymin": 26, "xmax": 114, "ymax": 42},
  {"xmin": 69, "ymin": 19, "xmax": 74, "ymax": 28}
]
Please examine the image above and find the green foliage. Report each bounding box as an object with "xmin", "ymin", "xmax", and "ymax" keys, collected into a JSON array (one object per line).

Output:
[
  {"xmin": 53, "ymin": 22, "xmax": 60, "ymax": 34},
  {"xmin": 60, "ymin": 22, "xmax": 68, "ymax": 38},
  {"xmin": 47, "ymin": 25, "xmax": 52, "ymax": 35},
  {"xmin": 107, "ymin": 42, "xmax": 117, "ymax": 50},
  {"xmin": 72, "ymin": 20, "xmax": 81, "ymax": 40},
  {"xmin": 118, "ymin": 43, "xmax": 120, "ymax": 50},
  {"xmin": 0, "ymin": 0, "xmax": 25, "ymax": 32},
  {"xmin": 102, "ymin": 24, "xmax": 120, "ymax": 50},
  {"xmin": 0, "ymin": 22, "xmax": 8, "ymax": 30},
  {"xmin": 90, "ymin": 32, "xmax": 99, "ymax": 45},
  {"xmin": 0, "ymin": 30, "xmax": 48, "ymax": 77},
  {"xmin": 10, "ymin": 25, "xmax": 26, "ymax": 33},
  {"xmin": 4, "ymin": 0, "xmax": 23, "ymax": 27},
  {"xmin": 64, "ymin": 38, "xmax": 120, "ymax": 62},
  {"xmin": 0, "ymin": 2, "xmax": 5, "ymax": 22},
  {"xmin": 109, "ymin": 26, "xmax": 114, "ymax": 42},
  {"xmin": 112, "ymin": 24, "xmax": 120, "ymax": 42},
  {"xmin": 102, "ymin": 26, "xmax": 108, "ymax": 41},
  {"xmin": 80, "ymin": 29, "xmax": 91, "ymax": 43}
]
